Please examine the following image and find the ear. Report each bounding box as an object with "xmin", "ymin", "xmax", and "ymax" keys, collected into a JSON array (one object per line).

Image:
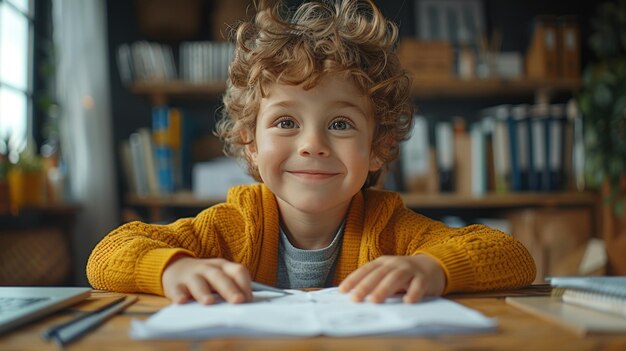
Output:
[
  {"xmin": 369, "ymin": 155, "xmax": 383, "ymax": 172},
  {"xmin": 245, "ymin": 142, "xmax": 258, "ymax": 165}
]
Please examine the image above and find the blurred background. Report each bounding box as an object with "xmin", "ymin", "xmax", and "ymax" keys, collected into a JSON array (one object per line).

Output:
[{"xmin": 0, "ymin": 0, "xmax": 624, "ymax": 287}]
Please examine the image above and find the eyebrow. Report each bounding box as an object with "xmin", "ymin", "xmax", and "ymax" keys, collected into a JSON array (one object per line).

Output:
[{"xmin": 263, "ymin": 100, "xmax": 369, "ymax": 116}]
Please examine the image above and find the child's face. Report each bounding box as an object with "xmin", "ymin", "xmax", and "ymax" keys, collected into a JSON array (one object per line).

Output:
[{"xmin": 248, "ymin": 74, "xmax": 381, "ymax": 214}]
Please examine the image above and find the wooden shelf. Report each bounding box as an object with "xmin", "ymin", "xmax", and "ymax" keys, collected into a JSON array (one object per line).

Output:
[
  {"xmin": 0, "ymin": 203, "xmax": 81, "ymax": 217},
  {"xmin": 410, "ymin": 77, "xmax": 582, "ymax": 99},
  {"xmin": 130, "ymin": 77, "xmax": 581, "ymax": 102},
  {"xmin": 127, "ymin": 191, "xmax": 597, "ymax": 210},
  {"xmin": 399, "ymin": 191, "xmax": 596, "ymax": 209}
]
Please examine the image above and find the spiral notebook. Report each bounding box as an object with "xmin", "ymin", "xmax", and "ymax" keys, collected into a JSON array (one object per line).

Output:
[{"xmin": 548, "ymin": 276, "xmax": 626, "ymax": 318}]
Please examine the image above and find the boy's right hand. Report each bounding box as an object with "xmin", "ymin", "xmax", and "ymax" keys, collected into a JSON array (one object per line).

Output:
[{"xmin": 161, "ymin": 256, "xmax": 253, "ymax": 305}]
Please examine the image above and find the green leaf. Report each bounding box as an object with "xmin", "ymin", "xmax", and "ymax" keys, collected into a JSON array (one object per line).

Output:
[{"xmin": 593, "ymin": 83, "xmax": 613, "ymax": 108}]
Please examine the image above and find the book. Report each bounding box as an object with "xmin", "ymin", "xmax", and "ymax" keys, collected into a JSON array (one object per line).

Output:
[
  {"xmin": 152, "ymin": 106, "xmax": 175, "ymax": 194},
  {"xmin": 130, "ymin": 288, "xmax": 497, "ymax": 339},
  {"xmin": 137, "ymin": 128, "xmax": 159, "ymax": 196},
  {"xmin": 549, "ymin": 276, "xmax": 626, "ymax": 319},
  {"xmin": 128, "ymin": 132, "xmax": 149, "ymax": 196},
  {"xmin": 453, "ymin": 118, "xmax": 472, "ymax": 195},
  {"xmin": 401, "ymin": 115, "xmax": 430, "ymax": 192}
]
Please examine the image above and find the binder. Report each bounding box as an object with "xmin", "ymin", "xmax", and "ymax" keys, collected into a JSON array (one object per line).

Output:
[
  {"xmin": 470, "ymin": 122, "xmax": 487, "ymax": 196},
  {"xmin": 512, "ymin": 105, "xmax": 532, "ymax": 191},
  {"xmin": 549, "ymin": 104, "xmax": 566, "ymax": 191},
  {"xmin": 435, "ymin": 122, "xmax": 455, "ymax": 192},
  {"xmin": 491, "ymin": 106, "xmax": 511, "ymax": 193},
  {"xmin": 531, "ymin": 103, "xmax": 551, "ymax": 192},
  {"xmin": 505, "ymin": 105, "xmax": 522, "ymax": 192}
]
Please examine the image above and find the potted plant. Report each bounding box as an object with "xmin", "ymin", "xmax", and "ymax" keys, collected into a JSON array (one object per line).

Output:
[
  {"xmin": 578, "ymin": 0, "xmax": 626, "ymax": 275},
  {"xmin": 7, "ymin": 151, "xmax": 46, "ymax": 214}
]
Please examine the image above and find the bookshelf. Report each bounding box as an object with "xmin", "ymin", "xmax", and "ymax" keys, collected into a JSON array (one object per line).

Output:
[
  {"xmin": 130, "ymin": 77, "xmax": 581, "ymax": 103},
  {"xmin": 110, "ymin": 0, "xmax": 603, "ymax": 284}
]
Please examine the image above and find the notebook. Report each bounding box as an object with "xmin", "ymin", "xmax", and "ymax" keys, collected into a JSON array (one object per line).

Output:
[
  {"xmin": 548, "ymin": 276, "xmax": 626, "ymax": 318},
  {"xmin": 131, "ymin": 288, "xmax": 497, "ymax": 339},
  {"xmin": 0, "ymin": 286, "xmax": 91, "ymax": 335},
  {"xmin": 547, "ymin": 276, "xmax": 626, "ymax": 297}
]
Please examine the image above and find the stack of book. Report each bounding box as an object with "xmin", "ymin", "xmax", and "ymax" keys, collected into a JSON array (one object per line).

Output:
[
  {"xmin": 506, "ymin": 276, "xmax": 626, "ymax": 336},
  {"xmin": 119, "ymin": 106, "xmax": 188, "ymax": 197}
]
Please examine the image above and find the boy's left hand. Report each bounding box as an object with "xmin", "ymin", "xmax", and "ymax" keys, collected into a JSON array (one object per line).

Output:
[{"xmin": 338, "ymin": 254, "xmax": 446, "ymax": 304}]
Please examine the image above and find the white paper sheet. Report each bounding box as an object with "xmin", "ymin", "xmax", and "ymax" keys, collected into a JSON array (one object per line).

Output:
[{"xmin": 130, "ymin": 288, "xmax": 497, "ymax": 339}]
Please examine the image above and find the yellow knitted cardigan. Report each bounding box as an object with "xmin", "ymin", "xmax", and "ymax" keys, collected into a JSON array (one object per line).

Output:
[{"xmin": 87, "ymin": 184, "xmax": 536, "ymax": 296}]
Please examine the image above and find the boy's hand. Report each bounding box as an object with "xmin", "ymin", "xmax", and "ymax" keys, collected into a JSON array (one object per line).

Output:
[
  {"xmin": 338, "ymin": 255, "xmax": 446, "ymax": 304},
  {"xmin": 162, "ymin": 256, "xmax": 253, "ymax": 305}
]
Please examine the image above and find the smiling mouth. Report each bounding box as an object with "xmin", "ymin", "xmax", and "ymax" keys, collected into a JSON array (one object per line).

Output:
[{"xmin": 287, "ymin": 171, "xmax": 339, "ymax": 179}]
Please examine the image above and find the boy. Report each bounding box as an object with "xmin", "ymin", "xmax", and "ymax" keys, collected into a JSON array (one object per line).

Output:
[{"xmin": 87, "ymin": 0, "xmax": 535, "ymax": 305}]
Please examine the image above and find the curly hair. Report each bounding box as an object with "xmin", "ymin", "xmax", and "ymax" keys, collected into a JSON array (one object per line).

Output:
[{"xmin": 216, "ymin": 0, "xmax": 413, "ymax": 188}]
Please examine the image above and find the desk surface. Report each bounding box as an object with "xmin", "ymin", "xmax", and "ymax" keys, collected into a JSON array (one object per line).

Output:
[{"xmin": 1, "ymin": 285, "xmax": 625, "ymax": 351}]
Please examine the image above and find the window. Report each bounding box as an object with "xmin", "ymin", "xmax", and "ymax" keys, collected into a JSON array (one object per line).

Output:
[{"xmin": 0, "ymin": 0, "xmax": 33, "ymax": 162}]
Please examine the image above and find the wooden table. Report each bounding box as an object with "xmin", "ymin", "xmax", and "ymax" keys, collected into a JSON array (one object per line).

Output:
[{"xmin": 1, "ymin": 286, "xmax": 625, "ymax": 350}]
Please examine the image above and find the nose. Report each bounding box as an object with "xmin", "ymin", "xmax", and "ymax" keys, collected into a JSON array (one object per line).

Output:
[{"xmin": 298, "ymin": 129, "xmax": 330, "ymax": 157}]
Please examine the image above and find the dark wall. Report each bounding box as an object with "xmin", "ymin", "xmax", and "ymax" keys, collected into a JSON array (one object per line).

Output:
[{"xmin": 104, "ymin": 0, "xmax": 598, "ymax": 215}]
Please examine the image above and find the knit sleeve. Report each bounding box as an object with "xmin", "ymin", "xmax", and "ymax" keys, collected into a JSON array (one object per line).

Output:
[
  {"xmin": 398, "ymin": 210, "xmax": 536, "ymax": 294},
  {"xmin": 86, "ymin": 206, "xmax": 229, "ymax": 296}
]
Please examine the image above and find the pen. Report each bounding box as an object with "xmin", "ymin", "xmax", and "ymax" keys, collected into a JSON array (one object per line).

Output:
[
  {"xmin": 251, "ymin": 281, "xmax": 293, "ymax": 295},
  {"xmin": 42, "ymin": 295, "xmax": 137, "ymax": 347}
]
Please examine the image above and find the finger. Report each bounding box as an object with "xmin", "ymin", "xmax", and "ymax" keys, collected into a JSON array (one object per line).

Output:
[
  {"xmin": 338, "ymin": 262, "xmax": 381, "ymax": 293},
  {"xmin": 350, "ymin": 264, "xmax": 392, "ymax": 302},
  {"xmin": 403, "ymin": 275, "xmax": 427, "ymax": 304},
  {"xmin": 170, "ymin": 284, "xmax": 191, "ymax": 304},
  {"xmin": 222, "ymin": 262, "xmax": 253, "ymax": 301},
  {"xmin": 368, "ymin": 270, "xmax": 412, "ymax": 304},
  {"xmin": 204, "ymin": 267, "xmax": 246, "ymax": 304},
  {"xmin": 186, "ymin": 274, "xmax": 216, "ymax": 305}
]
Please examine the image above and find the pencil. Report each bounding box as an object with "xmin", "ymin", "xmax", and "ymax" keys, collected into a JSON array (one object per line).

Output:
[
  {"xmin": 42, "ymin": 295, "xmax": 137, "ymax": 346},
  {"xmin": 251, "ymin": 281, "xmax": 293, "ymax": 295}
]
